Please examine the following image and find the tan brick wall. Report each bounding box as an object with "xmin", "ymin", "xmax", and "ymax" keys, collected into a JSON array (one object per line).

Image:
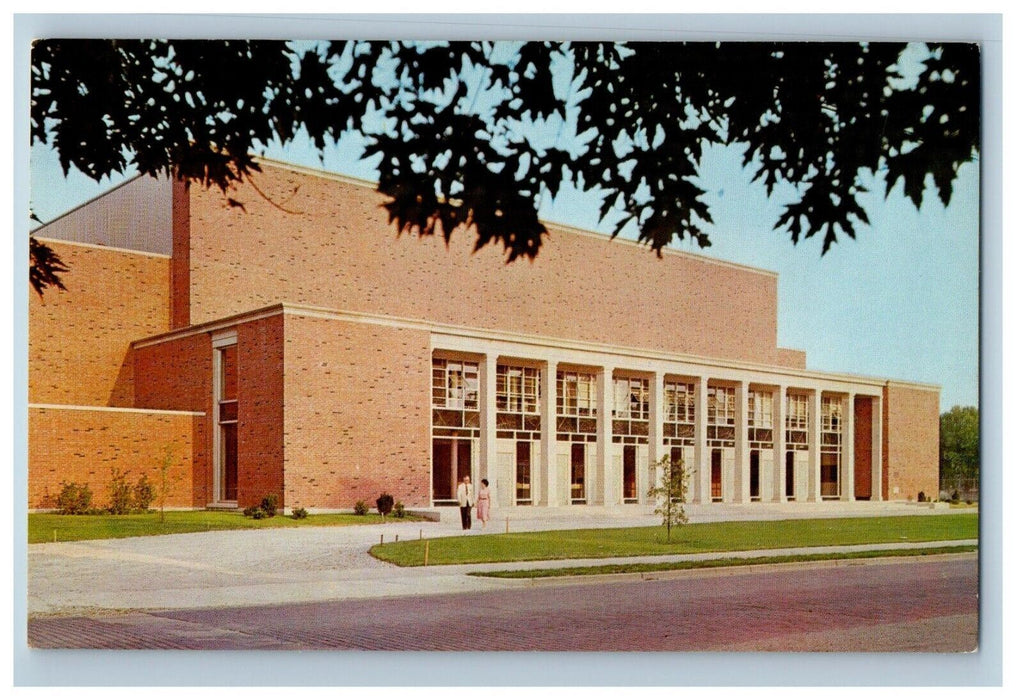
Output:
[
  {"xmin": 883, "ymin": 384, "xmax": 940, "ymax": 501},
  {"xmin": 133, "ymin": 333, "xmax": 213, "ymax": 505},
  {"xmin": 281, "ymin": 313, "xmax": 432, "ymax": 509},
  {"xmin": 187, "ymin": 163, "xmax": 785, "ymax": 366},
  {"xmin": 28, "ymin": 406, "xmax": 197, "ymax": 510},
  {"xmin": 29, "ymin": 241, "xmax": 170, "ymax": 407},
  {"xmin": 236, "ymin": 316, "xmax": 285, "ymax": 508}
]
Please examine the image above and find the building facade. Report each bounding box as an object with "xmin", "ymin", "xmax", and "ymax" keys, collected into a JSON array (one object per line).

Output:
[{"xmin": 28, "ymin": 160, "xmax": 940, "ymax": 511}]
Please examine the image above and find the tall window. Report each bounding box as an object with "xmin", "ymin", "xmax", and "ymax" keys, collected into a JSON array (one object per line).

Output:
[
  {"xmin": 820, "ymin": 395, "xmax": 843, "ymax": 497},
  {"xmin": 431, "ymin": 358, "xmax": 480, "ymax": 435},
  {"xmin": 707, "ymin": 385, "xmax": 736, "ymax": 446},
  {"xmin": 612, "ymin": 376, "xmax": 649, "ymax": 444},
  {"xmin": 786, "ymin": 394, "xmax": 809, "ymax": 449},
  {"xmin": 215, "ymin": 343, "xmax": 238, "ymax": 502},
  {"xmin": 663, "ymin": 379, "xmax": 696, "ymax": 447},
  {"xmin": 748, "ymin": 389, "xmax": 774, "ymax": 449},
  {"xmin": 557, "ymin": 370, "xmax": 597, "ymax": 442},
  {"xmin": 496, "ymin": 364, "xmax": 541, "ymax": 439}
]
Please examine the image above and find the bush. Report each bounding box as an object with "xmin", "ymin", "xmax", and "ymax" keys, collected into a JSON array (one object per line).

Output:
[
  {"xmin": 917, "ymin": 491, "xmax": 926, "ymax": 503},
  {"xmin": 133, "ymin": 474, "xmax": 156, "ymax": 511},
  {"xmin": 392, "ymin": 501, "xmax": 406, "ymax": 518},
  {"xmin": 376, "ymin": 493, "xmax": 394, "ymax": 517},
  {"xmin": 57, "ymin": 482, "xmax": 93, "ymax": 515},
  {"xmin": 353, "ymin": 500, "xmax": 369, "ymax": 516},
  {"xmin": 108, "ymin": 467, "xmax": 134, "ymax": 515},
  {"xmin": 243, "ymin": 505, "xmax": 260, "ymax": 518},
  {"xmin": 260, "ymin": 493, "xmax": 279, "ymax": 518},
  {"xmin": 291, "ymin": 507, "xmax": 308, "ymax": 519}
]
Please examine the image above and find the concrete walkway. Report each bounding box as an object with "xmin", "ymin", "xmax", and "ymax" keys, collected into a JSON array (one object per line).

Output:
[{"xmin": 27, "ymin": 501, "xmax": 975, "ymax": 616}]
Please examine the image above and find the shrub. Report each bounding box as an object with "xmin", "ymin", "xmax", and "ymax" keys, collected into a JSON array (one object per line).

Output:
[
  {"xmin": 133, "ymin": 474, "xmax": 156, "ymax": 511},
  {"xmin": 260, "ymin": 493, "xmax": 279, "ymax": 518},
  {"xmin": 243, "ymin": 505, "xmax": 260, "ymax": 518},
  {"xmin": 108, "ymin": 467, "xmax": 134, "ymax": 515},
  {"xmin": 251, "ymin": 509, "xmax": 265, "ymax": 520},
  {"xmin": 392, "ymin": 501, "xmax": 406, "ymax": 518},
  {"xmin": 354, "ymin": 500, "xmax": 369, "ymax": 516},
  {"xmin": 291, "ymin": 507, "xmax": 308, "ymax": 519},
  {"xmin": 376, "ymin": 493, "xmax": 394, "ymax": 517},
  {"xmin": 57, "ymin": 482, "xmax": 93, "ymax": 515}
]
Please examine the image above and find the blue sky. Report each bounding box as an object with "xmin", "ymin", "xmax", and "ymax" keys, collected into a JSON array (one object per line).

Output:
[{"xmin": 28, "ymin": 42, "xmax": 980, "ymax": 413}]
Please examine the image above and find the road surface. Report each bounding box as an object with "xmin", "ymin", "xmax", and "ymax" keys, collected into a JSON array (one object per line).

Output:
[{"xmin": 28, "ymin": 553, "xmax": 977, "ymax": 651}]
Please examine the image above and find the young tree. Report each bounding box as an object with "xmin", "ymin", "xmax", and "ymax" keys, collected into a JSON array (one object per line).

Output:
[
  {"xmin": 30, "ymin": 40, "xmax": 979, "ymax": 292},
  {"xmin": 648, "ymin": 454, "xmax": 691, "ymax": 543}
]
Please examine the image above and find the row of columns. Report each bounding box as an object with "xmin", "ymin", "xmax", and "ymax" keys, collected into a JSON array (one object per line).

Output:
[{"xmin": 469, "ymin": 354, "xmax": 883, "ymax": 506}]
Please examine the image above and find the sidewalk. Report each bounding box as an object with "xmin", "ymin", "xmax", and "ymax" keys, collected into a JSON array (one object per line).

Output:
[{"xmin": 27, "ymin": 501, "xmax": 975, "ymax": 616}]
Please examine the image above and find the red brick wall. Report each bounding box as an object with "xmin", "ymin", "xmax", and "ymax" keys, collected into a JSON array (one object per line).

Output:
[
  {"xmin": 133, "ymin": 333, "xmax": 213, "ymax": 505},
  {"xmin": 883, "ymin": 384, "xmax": 940, "ymax": 501},
  {"xmin": 29, "ymin": 241, "xmax": 170, "ymax": 407},
  {"xmin": 28, "ymin": 406, "xmax": 197, "ymax": 510},
  {"xmin": 854, "ymin": 396, "xmax": 873, "ymax": 499},
  {"xmin": 281, "ymin": 313, "xmax": 432, "ymax": 509},
  {"xmin": 236, "ymin": 315, "xmax": 285, "ymax": 508},
  {"xmin": 171, "ymin": 178, "xmax": 191, "ymax": 329},
  {"xmin": 187, "ymin": 163, "xmax": 785, "ymax": 366}
]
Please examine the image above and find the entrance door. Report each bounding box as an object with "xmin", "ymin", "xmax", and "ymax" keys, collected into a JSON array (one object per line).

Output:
[
  {"xmin": 623, "ymin": 445, "xmax": 637, "ymax": 503},
  {"xmin": 785, "ymin": 452, "xmax": 795, "ymax": 500},
  {"xmin": 571, "ymin": 443, "xmax": 586, "ymax": 504},
  {"xmin": 432, "ymin": 438, "xmax": 472, "ymax": 504},
  {"xmin": 749, "ymin": 450, "xmax": 760, "ymax": 501},
  {"xmin": 516, "ymin": 441, "xmax": 532, "ymax": 504},
  {"xmin": 711, "ymin": 449, "xmax": 722, "ymax": 501},
  {"xmin": 821, "ymin": 453, "xmax": 840, "ymax": 498}
]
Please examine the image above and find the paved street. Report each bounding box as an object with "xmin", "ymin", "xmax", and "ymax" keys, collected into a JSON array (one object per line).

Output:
[{"xmin": 29, "ymin": 553, "xmax": 977, "ymax": 651}]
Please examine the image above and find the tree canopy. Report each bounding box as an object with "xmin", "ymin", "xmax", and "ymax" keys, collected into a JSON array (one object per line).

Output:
[
  {"xmin": 939, "ymin": 405, "xmax": 979, "ymax": 483},
  {"xmin": 30, "ymin": 39, "xmax": 980, "ymax": 293}
]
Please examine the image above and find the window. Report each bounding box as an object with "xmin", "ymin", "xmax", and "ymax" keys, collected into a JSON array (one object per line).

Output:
[
  {"xmin": 497, "ymin": 365, "xmax": 539, "ymax": 414},
  {"xmin": 748, "ymin": 390, "xmax": 773, "ymax": 429},
  {"xmin": 557, "ymin": 371, "xmax": 598, "ymax": 442},
  {"xmin": 707, "ymin": 386, "xmax": 735, "ymax": 426},
  {"xmin": 663, "ymin": 379, "xmax": 696, "ymax": 447},
  {"xmin": 612, "ymin": 376, "xmax": 649, "ymax": 444},
  {"xmin": 432, "ymin": 359, "xmax": 478, "ymax": 410}
]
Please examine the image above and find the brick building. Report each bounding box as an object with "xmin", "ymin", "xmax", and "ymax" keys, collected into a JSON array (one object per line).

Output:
[{"xmin": 28, "ymin": 159, "xmax": 940, "ymax": 511}]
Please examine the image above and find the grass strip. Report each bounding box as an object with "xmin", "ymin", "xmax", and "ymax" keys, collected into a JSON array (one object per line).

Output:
[
  {"xmin": 370, "ymin": 513, "xmax": 978, "ymax": 566},
  {"xmin": 468, "ymin": 545, "xmax": 978, "ymax": 579},
  {"xmin": 29, "ymin": 510, "xmax": 424, "ymax": 544}
]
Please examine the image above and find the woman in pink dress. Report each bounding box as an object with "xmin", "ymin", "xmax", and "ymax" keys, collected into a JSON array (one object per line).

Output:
[{"xmin": 476, "ymin": 479, "xmax": 491, "ymax": 529}]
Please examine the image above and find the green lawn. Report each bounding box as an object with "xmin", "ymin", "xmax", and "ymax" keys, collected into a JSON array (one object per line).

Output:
[
  {"xmin": 370, "ymin": 513, "xmax": 978, "ymax": 567},
  {"xmin": 28, "ymin": 510, "xmax": 420, "ymax": 544},
  {"xmin": 469, "ymin": 545, "xmax": 978, "ymax": 579}
]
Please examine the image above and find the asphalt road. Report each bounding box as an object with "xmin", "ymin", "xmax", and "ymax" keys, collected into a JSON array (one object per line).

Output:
[{"xmin": 28, "ymin": 554, "xmax": 977, "ymax": 652}]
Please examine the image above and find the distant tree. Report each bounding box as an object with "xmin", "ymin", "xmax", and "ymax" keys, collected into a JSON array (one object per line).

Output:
[
  {"xmin": 939, "ymin": 405, "xmax": 979, "ymax": 484},
  {"xmin": 648, "ymin": 454, "xmax": 691, "ymax": 542},
  {"xmin": 30, "ymin": 40, "xmax": 979, "ymax": 292}
]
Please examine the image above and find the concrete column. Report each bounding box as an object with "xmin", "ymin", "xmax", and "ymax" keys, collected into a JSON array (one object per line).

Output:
[
  {"xmin": 646, "ymin": 371, "xmax": 666, "ymax": 505},
  {"xmin": 807, "ymin": 388, "xmax": 821, "ymax": 502},
  {"xmin": 693, "ymin": 376, "xmax": 709, "ymax": 504},
  {"xmin": 771, "ymin": 386, "xmax": 787, "ymax": 502},
  {"xmin": 540, "ymin": 360, "xmax": 559, "ymax": 506},
  {"xmin": 735, "ymin": 381, "xmax": 750, "ymax": 503},
  {"xmin": 841, "ymin": 393, "xmax": 856, "ymax": 501},
  {"xmin": 596, "ymin": 367, "xmax": 615, "ymax": 506},
  {"xmin": 871, "ymin": 395, "xmax": 883, "ymax": 501},
  {"xmin": 479, "ymin": 354, "xmax": 498, "ymax": 489}
]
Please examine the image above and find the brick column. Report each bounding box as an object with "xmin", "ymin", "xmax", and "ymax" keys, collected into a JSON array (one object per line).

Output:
[
  {"xmin": 596, "ymin": 366, "xmax": 615, "ymax": 506},
  {"xmin": 540, "ymin": 360, "xmax": 559, "ymax": 506}
]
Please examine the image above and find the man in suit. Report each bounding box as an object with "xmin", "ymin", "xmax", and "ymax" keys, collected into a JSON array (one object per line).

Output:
[{"xmin": 456, "ymin": 475, "xmax": 474, "ymax": 531}]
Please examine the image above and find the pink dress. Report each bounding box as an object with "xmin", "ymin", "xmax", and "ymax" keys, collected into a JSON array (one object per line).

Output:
[{"xmin": 476, "ymin": 487, "xmax": 491, "ymax": 522}]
